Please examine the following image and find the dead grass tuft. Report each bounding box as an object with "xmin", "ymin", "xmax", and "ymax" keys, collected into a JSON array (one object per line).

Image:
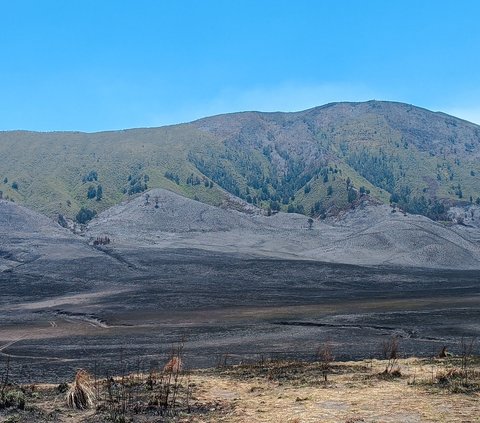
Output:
[
  {"xmin": 66, "ymin": 369, "xmax": 96, "ymax": 410},
  {"xmin": 163, "ymin": 356, "xmax": 182, "ymax": 373}
]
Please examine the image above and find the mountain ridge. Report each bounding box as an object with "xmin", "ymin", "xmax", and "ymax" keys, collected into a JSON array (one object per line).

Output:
[
  {"xmin": 1, "ymin": 100, "xmax": 479, "ymax": 220},
  {"xmin": 2, "ymin": 100, "xmax": 478, "ymax": 136}
]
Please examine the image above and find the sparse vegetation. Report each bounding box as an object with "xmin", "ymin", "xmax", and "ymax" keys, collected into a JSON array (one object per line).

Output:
[
  {"xmin": 92, "ymin": 235, "xmax": 111, "ymax": 246},
  {"xmin": 1, "ymin": 341, "xmax": 479, "ymax": 422},
  {"xmin": 347, "ymin": 187, "xmax": 358, "ymax": 203},
  {"xmin": 0, "ymin": 358, "xmax": 25, "ymax": 411},
  {"xmin": 317, "ymin": 342, "xmax": 335, "ymax": 382},
  {"xmin": 96, "ymin": 184, "xmax": 103, "ymax": 201},
  {"xmin": 164, "ymin": 170, "xmax": 180, "ymax": 184},
  {"xmin": 75, "ymin": 207, "xmax": 97, "ymax": 224},
  {"xmin": 82, "ymin": 170, "xmax": 98, "ymax": 183},
  {"xmin": 380, "ymin": 336, "xmax": 401, "ymax": 377},
  {"xmin": 57, "ymin": 213, "xmax": 68, "ymax": 228},
  {"xmin": 87, "ymin": 185, "xmax": 97, "ymax": 199},
  {"xmin": 124, "ymin": 173, "xmax": 149, "ymax": 195},
  {"xmin": 0, "ymin": 101, "xmax": 479, "ymax": 220},
  {"xmin": 307, "ymin": 217, "xmax": 314, "ymax": 229}
]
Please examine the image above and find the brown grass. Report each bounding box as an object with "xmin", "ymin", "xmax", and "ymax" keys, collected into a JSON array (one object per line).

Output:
[
  {"xmin": 1, "ymin": 357, "xmax": 479, "ymax": 422},
  {"xmin": 163, "ymin": 356, "xmax": 183, "ymax": 373},
  {"xmin": 65, "ymin": 369, "xmax": 96, "ymax": 410}
]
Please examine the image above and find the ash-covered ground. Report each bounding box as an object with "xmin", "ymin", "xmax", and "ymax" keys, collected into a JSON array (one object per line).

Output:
[
  {"xmin": 1, "ymin": 194, "xmax": 479, "ymax": 383},
  {"xmin": 1, "ymin": 247, "xmax": 479, "ymax": 383}
]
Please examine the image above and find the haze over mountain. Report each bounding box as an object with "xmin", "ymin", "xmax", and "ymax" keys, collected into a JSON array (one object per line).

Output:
[{"xmin": 1, "ymin": 101, "xmax": 479, "ymax": 222}]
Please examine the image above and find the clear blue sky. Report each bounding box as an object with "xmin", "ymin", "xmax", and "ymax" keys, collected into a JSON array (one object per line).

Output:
[{"xmin": 1, "ymin": 0, "xmax": 479, "ymax": 131}]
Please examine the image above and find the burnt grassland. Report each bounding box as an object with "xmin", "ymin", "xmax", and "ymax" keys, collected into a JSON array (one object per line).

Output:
[{"xmin": 0, "ymin": 248, "xmax": 478, "ymax": 387}]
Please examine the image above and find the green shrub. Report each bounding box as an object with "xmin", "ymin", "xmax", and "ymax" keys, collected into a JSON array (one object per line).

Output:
[{"xmin": 75, "ymin": 207, "xmax": 97, "ymax": 224}]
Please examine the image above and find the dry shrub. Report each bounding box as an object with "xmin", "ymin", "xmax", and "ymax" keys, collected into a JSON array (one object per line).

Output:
[
  {"xmin": 163, "ymin": 356, "xmax": 182, "ymax": 374},
  {"xmin": 436, "ymin": 368, "xmax": 458, "ymax": 385},
  {"xmin": 438, "ymin": 346, "xmax": 452, "ymax": 358},
  {"xmin": 434, "ymin": 367, "xmax": 480, "ymax": 393},
  {"xmin": 317, "ymin": 342, "xmax": 335, "ymax": 382},
  {"xmin": 0, "ymin": 357, "xmax": 24, "ymax": 410},
  {"xmin": 147, "ymin": 345, "xmax": 186, "ymax": 416},
  {"xmin": 66, "ymin": 369, "xmax": 96, "ymax": 410},
  {"xmin": 381, "ymin": 336, "xmax": 401, "ymax": 375},
  {"xmin": 389, "ymin": 368, "xmax": 402, "ymax": 378},
  {"xmin": 1, "ymin": 390, "xmax": 25, "ymax": 410}
]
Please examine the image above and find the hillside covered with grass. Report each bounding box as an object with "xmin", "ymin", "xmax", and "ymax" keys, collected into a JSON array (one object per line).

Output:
[{"xmin": 1, "ymin": 100, "xmax": 479, "ymax": 221}]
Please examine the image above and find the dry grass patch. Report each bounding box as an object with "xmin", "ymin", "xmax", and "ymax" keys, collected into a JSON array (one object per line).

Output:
[
  {"xmin": 211, "ymin": 359, "xmax": 370, "ymax": 387},
  {"xmin": 414, "ymin": 356, "xmax": 480, "ymax": 394},
  {"xmin": 1, "ymin": 357, "xmax": 479, "ymax": 422}
]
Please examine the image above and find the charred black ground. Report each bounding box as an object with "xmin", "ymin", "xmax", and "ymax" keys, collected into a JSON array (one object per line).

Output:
[{"xmin": 1, "ymin": 248, "xmax": 478, "ymax": 383}]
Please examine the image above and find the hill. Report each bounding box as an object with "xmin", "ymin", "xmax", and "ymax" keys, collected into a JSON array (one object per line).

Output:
[
  {"xmin": 1, "ymin": 101, "xmax": 479, "ymax": 220},
  {"xmin": 0, "ymin": 198, "xmax": 130, "ymax": 278},
  {"xmin": 85, "ymin": 188, "xmax": 480, "ymax": 269}
]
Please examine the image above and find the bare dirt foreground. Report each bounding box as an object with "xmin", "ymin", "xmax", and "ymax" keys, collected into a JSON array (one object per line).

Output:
[{"xmin": 0, "ymin": 357, "xmax": 479, "ymax": 422}]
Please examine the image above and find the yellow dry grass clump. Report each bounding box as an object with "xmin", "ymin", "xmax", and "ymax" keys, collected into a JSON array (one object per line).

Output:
[{"xmin": 65, "ymin": 369, "xmax": 96, "ymax": 410}]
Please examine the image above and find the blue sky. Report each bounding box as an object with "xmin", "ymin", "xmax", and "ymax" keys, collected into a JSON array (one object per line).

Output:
[{"xmin": 1, "ymin": 0, "xmax": 479, "ymax": 131}]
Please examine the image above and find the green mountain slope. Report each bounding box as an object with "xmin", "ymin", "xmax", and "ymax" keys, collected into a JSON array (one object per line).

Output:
[
  {"xmin": 1, "ymin": 100, "xmax": 479, "ymax": 220},
  {"xmin": 0, "ymin": 125, "xmax": 227, "ymax": 218}
]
